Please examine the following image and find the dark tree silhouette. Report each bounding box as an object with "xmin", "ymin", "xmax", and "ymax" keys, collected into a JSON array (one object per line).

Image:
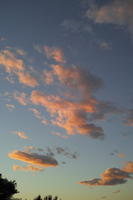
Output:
[
  {"xmin": 43, "ymin": 195, "xmax": 61, "ymax": 200},
  {"xmin": 34, "ymin": 195, "xmax": 42, "ymax": 200},
  {"xmin": 0, "ymin": 174, "xmax": 18, "ymax": 200}
]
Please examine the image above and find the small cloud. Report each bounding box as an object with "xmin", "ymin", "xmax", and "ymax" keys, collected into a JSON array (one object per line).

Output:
[
  {"xmin": 14, "ymin": 131, "xmax": 29, "ymax": 140},
  {"xmin": 44, "ymin": 46, "xmax": 66, "ymax": 63},
  {"xmin": 52, "ymin": 132, "xmax": 68, "ymax": 139},
  {"xmin": 13, "ymin": 164, "xmax": 44, "ymax": 172},
  {"xmin": 117, "ymin": 153, "xmax": 125, "ymax": 159},
  {"xmin": 0, "ymin": 49, "xmax": 25, "ymax": 73},
  {"xmin": 13, "ymin": 91, "xmax": 29, "ymax": 106},
  {"xmin": 17, "ymin": 71, "xmax": 39, "ymax": 87},
  {"xmin": 98, "ymin": 41, "xmax": 112, "ymax": 50},
  {"xmin": 6, "ymin": 104, "xmax": 15, "ymax": 111},
  {"xmin": 15, "ymin": 49, "xmax": 26, "ymax": 57},
  {"xmin": 5, "ymin": 75, "xmax": 15, "ymax": 84},
  {"xmin": 55, "ymin": 147, "xmax": 78, "ymax": 159}
]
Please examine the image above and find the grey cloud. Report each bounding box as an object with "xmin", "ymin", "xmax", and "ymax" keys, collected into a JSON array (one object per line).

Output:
[{"xmin": 86, "ymin": 0, "xmax": 133, "ymax": 35}]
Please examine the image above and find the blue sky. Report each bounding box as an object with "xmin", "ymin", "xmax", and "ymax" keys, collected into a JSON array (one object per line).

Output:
[{"xmin": 0, "ymin": 0, "xmax": 133, "ymax": 200}]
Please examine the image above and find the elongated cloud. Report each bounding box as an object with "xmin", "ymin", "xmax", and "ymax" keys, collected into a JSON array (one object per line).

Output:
[
  {"xmin": 44, "ymin": 46, "xmax": 66, "ymax": 63},
  {"xmin": 30, "ymin": 90, "xmax": 104, "ymax": 139},
  {"xmin": 8, "ymin": 150, "xmax": 58, "ymax": 167},
  {"xmin": 80, "ymin": 167, "xmax": 132, "ymax": 186},
  {"xmin": 13, "ymin": 164, "xmax": 44, "ymax": 172},
  {"xmin": 86, "ymin": 0, "xmax": 133, "ymax": 35}
]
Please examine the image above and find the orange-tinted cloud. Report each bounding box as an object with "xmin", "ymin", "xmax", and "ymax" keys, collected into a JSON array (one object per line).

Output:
[
  {"xmin": 0, "ymin": 49, "xmax": 38, "ymax": 87},
  {"xmin": 0, "ymin": 50, "xmax": 25, "ymax": 73},
  {"xmin": 79, "ymin": 167, "xmax": 132, "ymax": 186},
  {"xmin": 117, "ymin": 153, "xmax": 125, "ymax": 158},
  {"xmin": 13, "ymin": 164, "xmax": 44, "ymax": 172},
  {"xmin": 17, "ymin": 71, "xmax": 39, "ymax": 87},
  {"xmin": 44, "ymin": 46, "xmax": 66, "ymax": 63},
  {"xmin": 15, "ymin": 131, "xmax": 29, "ymax": 140},
  {"xmin": 123, "ymin": 161, "xmax": 133, "ymax": 173},
  {"xmin": 8, "ymin": 150, "xmax": 58, "ymax": 167},
  {"xmin": 30, "ymin": 90, "xmax": 104, "ymax": 139}
]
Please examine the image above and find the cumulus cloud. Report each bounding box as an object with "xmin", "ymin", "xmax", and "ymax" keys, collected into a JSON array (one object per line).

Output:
[
  {"xmin": 44, "ymin": 46, "xmax": 66, "ymax": 63},
  {"xmin": 79, "ymin": 167, "xmax": 133, "ymax": 186},
  {"xmin": 8, "ymin": 150, "xmax": 58, "ymax": 167},
  {"xmin": 30, "ymin": 90, "xmax": 104, "ymax": 139},
  {"xmin": 13, "ymin": 164, "xmax": 44, "ymax": 172},
  {"xmin": 86, "ymin": 0, "xmax": 133, "ymax": 35},
  {"xmin": 14, "ymin": 131, "xmax": 29, "ymax": 140}
]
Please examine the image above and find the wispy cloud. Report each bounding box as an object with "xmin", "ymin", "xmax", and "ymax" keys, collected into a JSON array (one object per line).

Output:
[
  {"xmin": 13, "ymin": 92, "xmax": 29, "ymax": 106},
  {"xmin": 6, "ymin": 104, "xmax": 15, "ymax": 111},
  {"xmin": 0, "ymin": 49, "xmax": 39, "ymax": 87},
  {"xmin": 86, "ymin": 0, "xmax": 133, "ymax": 35},
  {"xmin": 13, "ymin": 164, "xmax": 44, "ymax": 172}
]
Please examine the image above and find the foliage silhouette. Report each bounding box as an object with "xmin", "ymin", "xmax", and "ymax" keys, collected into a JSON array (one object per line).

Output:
[
  {"xmin": 0, "ymin": 174, "xmax": 18, "ymax": 200},
  {"xmin": 34, "ymin": 195, "xmax": 61, "ymax": 200},
  {"xmin": 34, "ymin": 195, "xmax": 42, "ymax": 200}
]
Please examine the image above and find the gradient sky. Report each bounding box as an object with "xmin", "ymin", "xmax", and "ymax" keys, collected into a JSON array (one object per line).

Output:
[{"xmin": 0, "ymin": 0, "xmax": 133, "ymax": 200}]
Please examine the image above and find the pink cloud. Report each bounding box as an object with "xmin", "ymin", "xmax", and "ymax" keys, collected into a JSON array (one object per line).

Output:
[{"xmin": 44, "ymin": 46, "xmax": 66, "ymax": 63}]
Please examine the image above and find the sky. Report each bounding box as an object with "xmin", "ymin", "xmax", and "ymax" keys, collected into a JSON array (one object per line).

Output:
[{"xmin": 0, "ymin": 0, "xmax": 133, "ymax": 200}]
